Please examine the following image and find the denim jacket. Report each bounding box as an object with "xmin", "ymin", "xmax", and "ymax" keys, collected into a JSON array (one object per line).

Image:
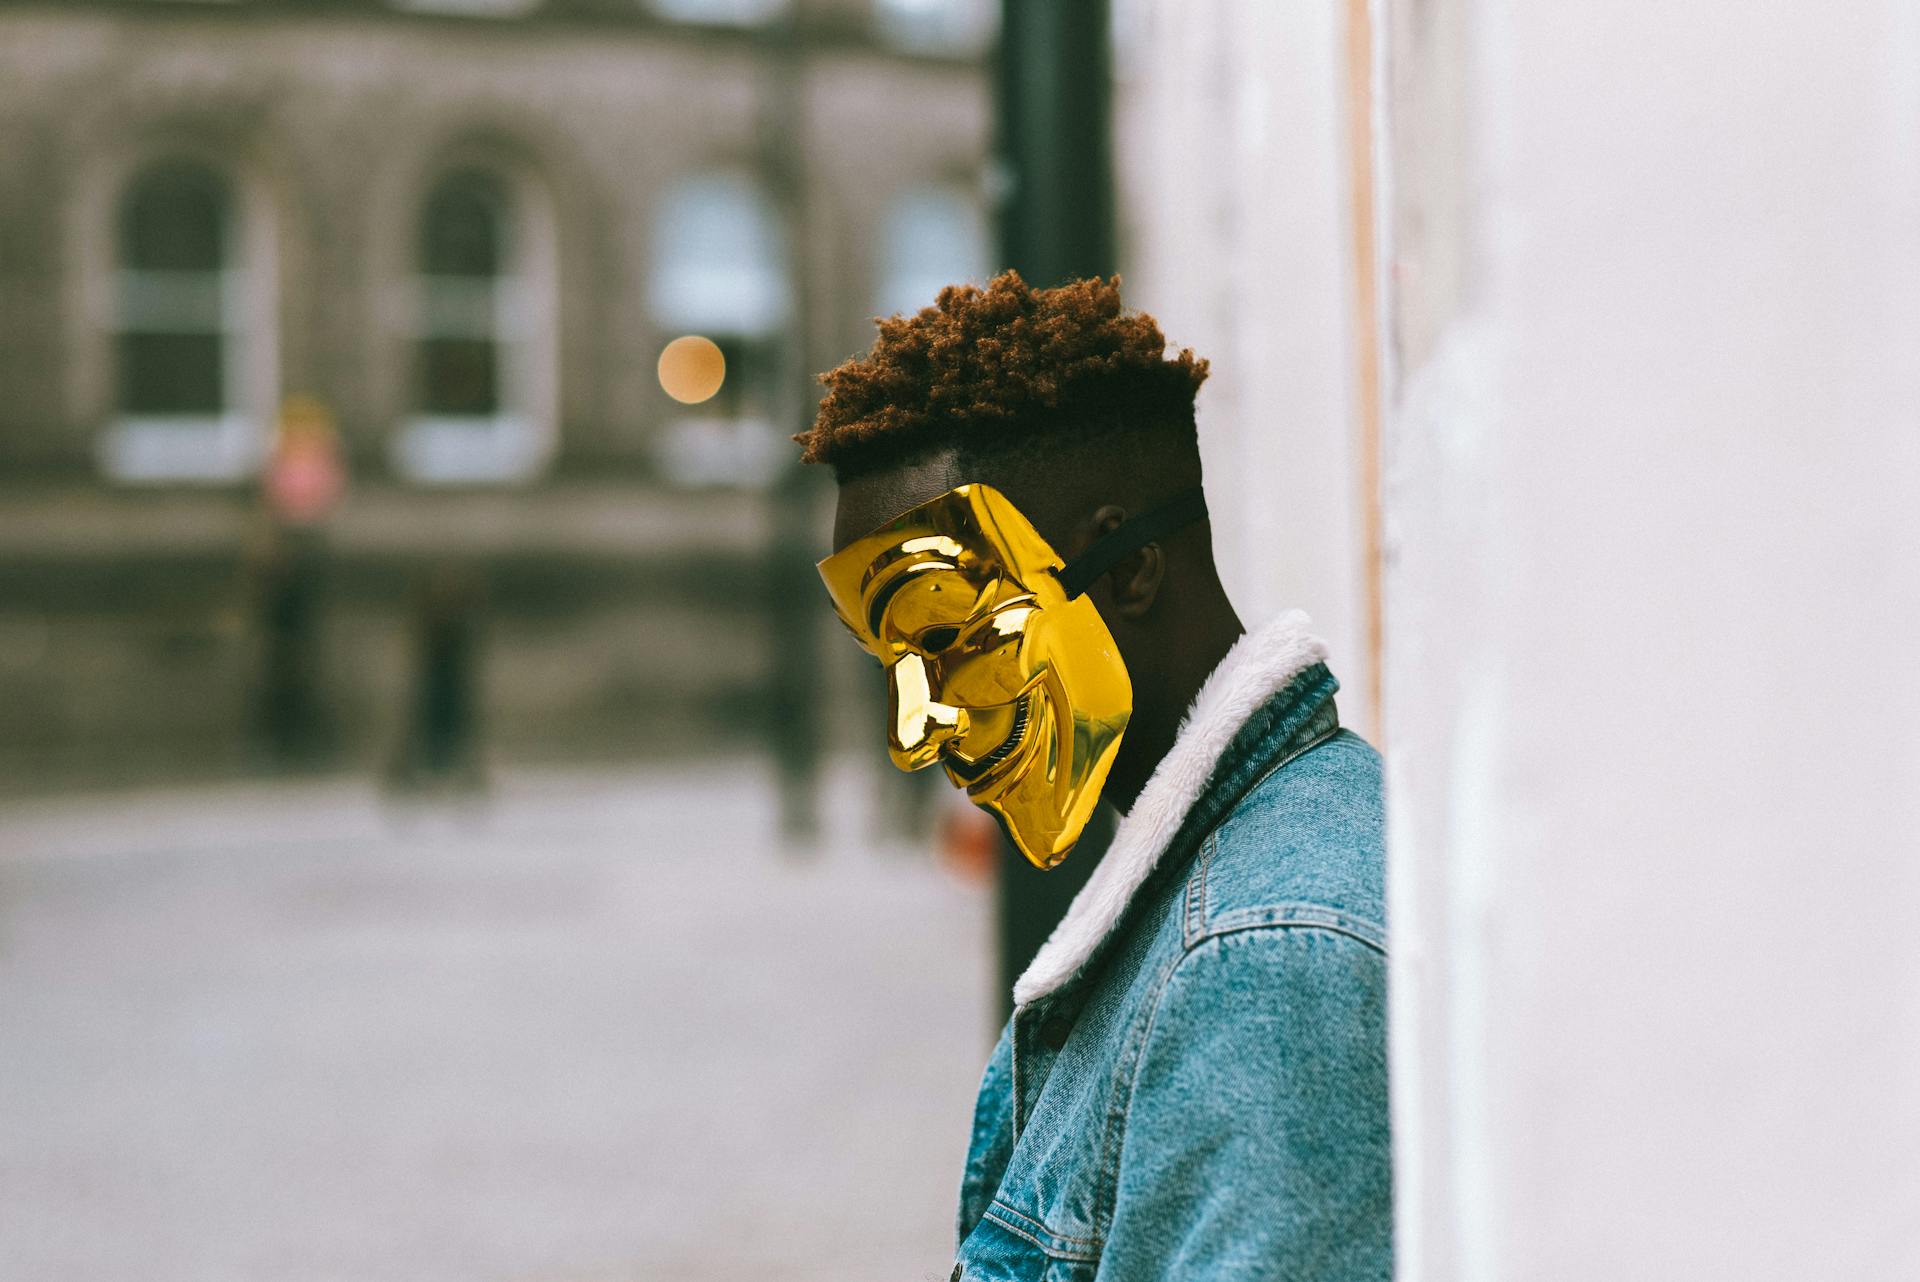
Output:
[{"xmin": 951, "ymin": 615, "xmax": 1391, "ymax": 1280}]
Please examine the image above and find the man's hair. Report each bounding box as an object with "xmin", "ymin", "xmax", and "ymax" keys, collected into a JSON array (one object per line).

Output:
[{"xmin": 796, "ymin": 271, "xmax": 1209, "ymax": 482}]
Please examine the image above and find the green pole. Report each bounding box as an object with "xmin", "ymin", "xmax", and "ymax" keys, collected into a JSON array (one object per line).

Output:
[
  {"xmin": 990, "ymin": 0, "xmax": 1115, "ymax": 1017},
  {"xmin": 998, "ymin": 0, "xmax": 1115, "ymax": 287}
]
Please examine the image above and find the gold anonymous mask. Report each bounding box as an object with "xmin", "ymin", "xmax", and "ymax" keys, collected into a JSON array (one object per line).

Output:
[{"xmin": 818, "ymin": 482, "xmax": 1206, "ymax": 869}]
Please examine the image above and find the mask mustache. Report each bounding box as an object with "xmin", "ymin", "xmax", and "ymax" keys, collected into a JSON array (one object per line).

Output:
[{"xmin": 945, "ymin": 693, "xmax": 1032, "ymax": 781}]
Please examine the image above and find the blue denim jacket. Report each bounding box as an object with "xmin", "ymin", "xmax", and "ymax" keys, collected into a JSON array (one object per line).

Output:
[{"xmin": 952, "ymin": 662, "xmax": 1390, "ymax": 1280}]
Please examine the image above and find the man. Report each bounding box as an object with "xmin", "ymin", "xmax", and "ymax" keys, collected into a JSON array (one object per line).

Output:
[{"xmin": 800, "ymin": 273, "xmax": 1390, "ymax": 1279}]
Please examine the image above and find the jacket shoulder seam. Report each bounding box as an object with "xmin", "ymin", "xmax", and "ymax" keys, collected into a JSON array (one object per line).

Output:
[
  {"xmin": 1189, "ymin": 905, "xmax": 1388, "ymax": 957},
  {"xmin": 1229, "ymin": 723, "xmax": 1367, "ymax": 814},
  {"xmin": 1209, "ymin": 730, "xmax": 1378, "ymax": 844}
]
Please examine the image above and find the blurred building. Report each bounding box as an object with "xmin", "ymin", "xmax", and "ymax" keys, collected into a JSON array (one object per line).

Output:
[{"xmin": 0, "ymin": 0, "xmax": 994, "ymax": 789}]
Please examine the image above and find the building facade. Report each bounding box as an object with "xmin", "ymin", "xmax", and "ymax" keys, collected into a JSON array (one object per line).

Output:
[{"xmin": 0, "ymin": 0, "xmax": 993, "ymax": 789}]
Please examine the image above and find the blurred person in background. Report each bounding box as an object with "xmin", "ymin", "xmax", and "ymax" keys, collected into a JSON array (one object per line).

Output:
[
  {"xmin": 251, "ymin": 393, "xmax": 346, "ymax": 769},
  {"xmin": 386, "ymin": 562, "xmax": 489, "ymax": 798},
  {"xmin": 802, "ymin": 273, "xmax": 1391, "ymax": 1280}
]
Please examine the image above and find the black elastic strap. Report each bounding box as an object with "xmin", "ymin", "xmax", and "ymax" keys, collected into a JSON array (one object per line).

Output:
[{"xmin": 1057, "ymin": 487, "xmax": 1209, "ymax": 600}]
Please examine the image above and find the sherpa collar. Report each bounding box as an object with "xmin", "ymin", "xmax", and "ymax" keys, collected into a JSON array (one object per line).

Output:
[{"xmin": 1011, "ymin": 610, "xmax": 1329, "ymax": 1008}]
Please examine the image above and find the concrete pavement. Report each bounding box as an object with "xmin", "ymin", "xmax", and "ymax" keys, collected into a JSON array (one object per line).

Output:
[{"xmin": 0, "ymin": 761, "xmax": 995, "ymax": 1282}]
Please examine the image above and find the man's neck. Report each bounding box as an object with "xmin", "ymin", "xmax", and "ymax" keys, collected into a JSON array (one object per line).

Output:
[{"xmin": 1103, "ymin": 592, "xmax": 1245, "ymax": 813}]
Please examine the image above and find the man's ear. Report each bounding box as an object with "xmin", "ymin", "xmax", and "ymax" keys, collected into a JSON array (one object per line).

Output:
[{"xmin": 1082, "ymin": 503, "xmax": 1166, "ymax": 621}]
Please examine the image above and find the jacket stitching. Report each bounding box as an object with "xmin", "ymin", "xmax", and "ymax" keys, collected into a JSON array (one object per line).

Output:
[
  {"xmin": 1173, "ymin": 723, "xmax": 1343, "ymax": 954},
  {"xmin": 1010, "ymin": 1013, "xmax": 1026, "ymax": 1139},
  {"xmin": 1086, "ymin": 721, "xmax": 1348, "ymax": 1232},
  {"xmin": 986, "ymin": 1198, "xmax": 1102, "ymax": 1249},
  {"xmin": 981, "ymin": 1203, "xmax": 1103, "ymax": 1262},
  {"xmin": 1181, "ymin": 832, "xmax": 1214, "ymax": 949},
  {"xmin": 1090, "ymin": 915, "xmax": 1385, "ymax": 1233},
  {"xmin": 1234, "ymin": 721, "xmax": 1355, "ymax": 804},
  {"xmin": 1089, "ymin": 942, "xmax": 1190, "ymax": 1231},
  {"xmin": 1014, "ymin": 657, "xmax": 1338, "ymax": 1010},
  {"xmin": 1016, "ymin": 706, "xmax": 1358, "ymax": 1241},
  {"xmin": 1201, "ymin": 907, "xmax": 1388, "ymax": 956}
]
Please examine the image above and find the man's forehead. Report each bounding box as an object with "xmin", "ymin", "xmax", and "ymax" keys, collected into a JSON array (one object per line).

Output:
[{"xmin": 831, "ymin": 450, "xmax": 967, "ymax": 552}]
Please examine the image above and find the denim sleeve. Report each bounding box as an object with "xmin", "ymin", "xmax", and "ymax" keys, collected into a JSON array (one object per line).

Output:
[{"xmin": 1097, "ymin": 925, "xmax": 1392, "ymax": 1281}]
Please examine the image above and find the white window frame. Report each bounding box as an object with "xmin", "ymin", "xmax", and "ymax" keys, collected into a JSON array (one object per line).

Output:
[
  {"xmin": 391, "ymin": 0, "xmax": 539, "ymax": 16},
  {"xmin": 391, "ymin": 168, "xmax": 558, "ymax": 486},
  {"xmin": 98, "ymin": 160, "xmax": 277, "ymax": 485},
  {"xmin": 647, "ymin": 0, "xmax": 788, "ymax": 28}
]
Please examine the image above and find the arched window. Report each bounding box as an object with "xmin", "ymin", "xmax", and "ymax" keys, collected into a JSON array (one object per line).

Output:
[
  {"xmin": 105, "ymin": 159, "xmax": 263, "ymax": 481},
  {"xmin": 395, "ymin": 168, "xmax": 553, "ymax": 483},
  {"xmin": 419, "ymin": 171, "xmax": 508, "ymax": 418},
  {"xmin": 875, "ymin": 184, "xmax": 991, "ymax": 319},
  {"xmin": 647, "ymin": 173, "xmax": 790, "ymax": 488}
]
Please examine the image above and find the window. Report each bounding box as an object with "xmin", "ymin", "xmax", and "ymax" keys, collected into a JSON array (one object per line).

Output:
[
  {"xmin": 873, "ymin": 0, "xmax": 995, "ymax": 55},
  {"xmin": 874, "ymin": 184, "xmax": 991, "ymax": 319},
  {"xmin": 103, "ymin": 159, "xmax": 264, "ymax": 482},
  {"xmin": 394, "ymin": 169, "xmax": 553, "ymax": 484},
  {"xmin": 419, "ymin": 172, "xmax": 507, "ymax": 418},
  {"xmin": 647, "ymin": 173, "xmax": 791, "ymax": 489},
  {"xmin": 648, "ymin": 0, "xmax": 787, "ymax": 27},
  {"xmin": 392, "ymin": 0, "xmax": 539, "ymax": 15},
  {"xmin": 650, "ymin": 173, "xmax": 789, "ymax": 337}
]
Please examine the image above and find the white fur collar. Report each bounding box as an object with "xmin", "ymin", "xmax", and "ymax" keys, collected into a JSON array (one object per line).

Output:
[{"xmin": 1011, "ymin": 611, "xmax": 1328, "ymax": 1008}]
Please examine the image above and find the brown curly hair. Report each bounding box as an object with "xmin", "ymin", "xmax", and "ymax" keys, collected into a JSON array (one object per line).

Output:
[{"xmin": 796, "ymin": 271, "xmax": 1209, "ymax": 478}]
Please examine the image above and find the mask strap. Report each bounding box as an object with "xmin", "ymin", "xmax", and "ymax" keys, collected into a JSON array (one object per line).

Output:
[{"xmin": 1056, "ymin": 487, "xmax": 1209, "ymax": 600}]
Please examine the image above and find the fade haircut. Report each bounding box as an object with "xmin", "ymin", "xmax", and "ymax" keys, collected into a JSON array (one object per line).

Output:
[{"xmin": 796, "ymin": 272, "xmax": 1210, "ymax": 485}]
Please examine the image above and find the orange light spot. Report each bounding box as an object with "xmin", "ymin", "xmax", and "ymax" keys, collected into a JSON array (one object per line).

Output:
[{"xmin": 657, "ymin": 335, "xmax": 727, "ymax": 405}]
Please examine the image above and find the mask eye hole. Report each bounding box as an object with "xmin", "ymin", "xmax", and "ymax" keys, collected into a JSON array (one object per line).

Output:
[{"xmin": 916, "ymin": 625, "xmax": 961, "ymax": 653}]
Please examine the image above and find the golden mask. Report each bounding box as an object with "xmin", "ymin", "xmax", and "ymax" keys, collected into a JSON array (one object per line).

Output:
[{"xmin": 818, "ymin": 483, "xmax": 1206, "ymax": 869}]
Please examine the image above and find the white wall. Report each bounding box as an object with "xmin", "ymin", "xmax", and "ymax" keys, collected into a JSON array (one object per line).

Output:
[
  {"xmin": 1382, "ymin": 2, "xmax": 1920, "ymax": 1279},
  {"xmin": 1113, "ymin": 0, "xmax": 1375, "ymax": 736}
]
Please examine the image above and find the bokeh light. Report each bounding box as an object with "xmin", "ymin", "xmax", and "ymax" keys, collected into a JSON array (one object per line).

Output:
[{"xmin": 657, "ymin": 334, "xmax": 726, "ymax": 405}]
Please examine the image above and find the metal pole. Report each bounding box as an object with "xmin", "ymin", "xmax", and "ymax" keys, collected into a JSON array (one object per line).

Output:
[
  {"xmin": 759, "ymin": 7, "xmax": 825, "ymax": 846},
  {"xmin": 991, "ymin": 0, "xmax": 1114, "ymax": 1015},
  {"xmin": 998, "ymin": 0, "xmax": 1115, "ymax": 287}
]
